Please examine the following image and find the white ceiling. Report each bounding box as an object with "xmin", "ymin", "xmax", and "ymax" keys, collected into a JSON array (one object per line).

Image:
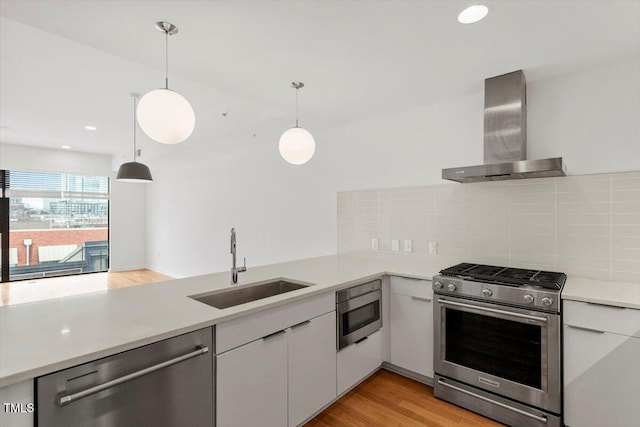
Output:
[{"xmin": 0, "ymin": 0, "xmax": 638, "ymax": 160}]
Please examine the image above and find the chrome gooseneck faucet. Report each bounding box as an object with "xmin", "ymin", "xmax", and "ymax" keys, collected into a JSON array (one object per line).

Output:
[{"xmin": 230, "ymin": 228, "xmax": 246, "ymax": 284}]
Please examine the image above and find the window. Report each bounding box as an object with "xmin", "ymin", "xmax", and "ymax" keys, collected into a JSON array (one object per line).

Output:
[{"xmin": 0, "ymin": 170, "xmax": 109, "ymax": 282}]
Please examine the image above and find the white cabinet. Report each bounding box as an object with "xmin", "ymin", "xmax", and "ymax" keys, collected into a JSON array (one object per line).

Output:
[
  {"xmin": 216, "ymin": 294, "xmax": 337, "ymax": 427},
  {"xmin": 288, "ymin": 312, "xmax": 336, "ymax": 427},
  {"xmin": 564, "ymin": 300, "xmax": 640, "ymax": 427},
  {"xmin": 0, "ymin": 380, "xmax": 34, "ymax": 427},
  {"xmin": 337, "ymin": 328, "xmax": 383, "ymax": 395},
  {"xmin": 389, "ymin": 276, "xmax": 433, "ymax": 378},
  {"xmin": 216, "ymin": 330, "xmax": 288, "ymax": 427}
]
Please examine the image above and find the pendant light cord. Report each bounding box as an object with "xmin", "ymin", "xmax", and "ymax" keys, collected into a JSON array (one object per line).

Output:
[
  {"xmin": 133, "ymin": 97, "xmax": 138, "ymax": 162},
  {"xmin": 295, "ymin": 87, "xmax": 299, "ymax": 128},
  {"xmin": 165, "ymin": 31, "xmax": 169, "ymax": 89}
]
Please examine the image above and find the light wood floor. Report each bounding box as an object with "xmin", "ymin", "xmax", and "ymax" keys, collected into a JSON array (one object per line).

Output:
[
  {"xmin": 306, "ymin": 370, "xmax": 504, "ymax": 427},
  {"xmin": 0, "ymin": 269, "xmax": 172, "ymax": 306}
]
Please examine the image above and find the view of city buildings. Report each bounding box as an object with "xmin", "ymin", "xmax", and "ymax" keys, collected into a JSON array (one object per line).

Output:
[{"xmin": 2, "ymin": 171, "xmax": 110, "ymax": 280}]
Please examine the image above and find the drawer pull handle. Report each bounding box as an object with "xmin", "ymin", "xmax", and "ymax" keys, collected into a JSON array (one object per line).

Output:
[
  {"xmin": 411, "ymin": 296, "xmax": 432, "ymax": 302},
  {"xmin": 291, "ymin": 320, "xmax": 311, "ymax": 329},
  {"xmin": 567, "ymin": 325, "xmax": 605, "ymax": 334},
  {"xmin": 354, "ymin": 336, "xmax": 368, "ymax": 345},
  {"xmin": 262, "ymin": 329, "xmax": 287, "ymax": 341},
  {"xmin": 57, "ymin": 345, "xmax": 209, "ymax": 407},
  {"xmin": 586, "ymin": 302, "xmax": 626, "ymax": 310}
]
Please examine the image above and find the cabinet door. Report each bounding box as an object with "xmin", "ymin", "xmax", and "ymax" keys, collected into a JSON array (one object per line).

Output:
[
  {"xmin": 217, "ymin": 331, "xmax": 288, "ymax": 427},
  {"xmin": 564, "ymin": 325, "xmax": 640, "ymax": 426},
  {"xmin": 390, "ymin": 292, "xmax": 433, "ymax": 378},
  {"xmin": 288, "ymin": 312, "xmax": 337, "ymax": 427}
]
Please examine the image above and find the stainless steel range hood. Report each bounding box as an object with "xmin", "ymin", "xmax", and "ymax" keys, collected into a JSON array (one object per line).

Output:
[{"xmin": 442, "ymin": 70, "xmax": 565, "ymax": 183}]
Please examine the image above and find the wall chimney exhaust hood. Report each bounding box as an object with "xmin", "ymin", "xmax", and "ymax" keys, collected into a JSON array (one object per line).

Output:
[{"xmin": 442, "ymin": 70, "xmax": 566, "ymax": 183}]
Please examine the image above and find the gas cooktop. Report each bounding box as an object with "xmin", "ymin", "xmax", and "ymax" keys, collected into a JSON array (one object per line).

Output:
[{"xmin": 440, "ymin": 263, "xmax": 566, "ymax": 291}]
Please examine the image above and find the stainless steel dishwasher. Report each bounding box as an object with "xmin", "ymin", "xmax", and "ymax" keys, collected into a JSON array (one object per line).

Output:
[{"xmin": 37, "ymin": 327, "xmax": 213, "ymax": 427}]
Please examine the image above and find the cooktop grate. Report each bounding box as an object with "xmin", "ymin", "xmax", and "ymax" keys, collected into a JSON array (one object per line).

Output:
[{"xmin": 440, "ymin": 263, "xmax": 566, "ymax": 290}]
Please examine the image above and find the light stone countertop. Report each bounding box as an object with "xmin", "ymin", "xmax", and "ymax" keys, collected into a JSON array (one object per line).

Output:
[
  {"xmin": 0, "ymin": 252, "xmax": 457, "ymax": 388},
  {"xmin": 3, "ymin": 251, "xmax": 638, "ymax": 389},
  {"xmin": 561, "ymin": 276, "xmax": 640, "ymax": 310}
]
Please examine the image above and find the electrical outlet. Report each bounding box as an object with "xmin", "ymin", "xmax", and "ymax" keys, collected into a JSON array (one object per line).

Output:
[
  {"xmin": 403, "ymin": 239, "xmax": 412, "ymax": 252},
  {"xmin": 392, "ymin": 239, "xmax": 400, "ymax": 252},
  {"xmin": 371, "ymin": 238, "xmax": 379, "ymax": 250},
  {"xmin": 429, "ymin": 241, "xmax": 438, "ymax": 255}
]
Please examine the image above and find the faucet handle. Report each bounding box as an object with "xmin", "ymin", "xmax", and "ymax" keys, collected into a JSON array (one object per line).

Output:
[{"xmin": 239, "ymin": 257, "xmax": 247, "ymax": 272}]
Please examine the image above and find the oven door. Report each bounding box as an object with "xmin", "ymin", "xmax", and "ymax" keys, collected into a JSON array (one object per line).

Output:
[
  {"xmin": 434, "ymin": 295, "xmax": 560, "ymax": 414},
  {"xmin": 337, "ymin": 289, "xmax": 382, "ymax": 350}
]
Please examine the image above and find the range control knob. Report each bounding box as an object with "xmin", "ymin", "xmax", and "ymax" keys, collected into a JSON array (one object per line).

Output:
[
  {"xmin": 434, "ymin": 281, "xmax": 444, "ymax": 290},
  {"xmin": 482, "ymin": 288, "xmax": 493, "ymax": 297},
  {"xmin": 523, "ymin": 294, "xmax": 535, "ymax": 304},
  {"xmin": 541, "ymin": 297, "xmax": 553, "ymax": 307},
  {"xmin": 447, "ymin": 283, "xmax": 457, "ymax": 292}
]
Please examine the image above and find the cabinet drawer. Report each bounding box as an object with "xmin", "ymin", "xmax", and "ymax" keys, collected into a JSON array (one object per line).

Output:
[
  {"xmin": 564, "ymin": 325, "xmax": 640, "ymax": 426},
  {"xmin": 564, "ymin": 300, "xmax": 640, "ymax": 337},
  {"xmin": 390, "ymin": 276, "xmax": 432, "ymax": 299},
  {"xmin": 337, "ymin": 329, "xmax": 383, "ymax": 395},
  {"xmin": 216, "ymin": 292, "xmax": 334, "ymax": 354}
]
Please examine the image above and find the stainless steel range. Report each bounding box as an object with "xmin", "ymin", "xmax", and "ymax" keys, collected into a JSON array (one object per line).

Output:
[{"xmin": 433, "ymin": 263, "xmax": 566, "ymax": 427}]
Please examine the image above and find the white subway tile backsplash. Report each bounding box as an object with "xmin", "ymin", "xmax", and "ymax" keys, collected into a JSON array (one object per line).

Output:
[
  {"xmin": 337, "ymin": 171, "xmax": 640, "ymax": 283},
  {"xmin": 557, "ymin": 223, "xmax": 610, "ymax": 236},
  {"xmin": 612, "ymin": 213, "xmax": 640, "ymax": 225},
  {"xmin": 612, "ymin": 259, "xmax": 640, "ymax": 273},
  {"xmin": 511, "ymin": 222, "xmax": 556, "ymax": 235},
  {"xmin": 613, "ymin": 201, "xmax": 640, "ymax": 213},
  {"xmin": 470, "ymin": 221, "xmax": 510, "ymax": 234},
  {"xmin": 557, "ymin": 191, "xmax": 610, "ymax": 203},
  {"xmin": 510, "ymin": 251, "xmax": 557, "ymax": 267},
  {"xmin": 557, "ymin": 202, "xmax": 610, "ymax": 215},
  {"xmin": 613, "ymin": 190, "xmax": 640, "ymax": 202},
  {"xmin": 613, "ymin": 247, "xmax": 640, "ymax": 261},
  {"xmin": 556, "ymin": 176, "xmax": 610, "ymax": 193},
  {"xmin": 613, "ymin": 225, "xmax": 640, "ymax": 238},
  {"xmin": 510, "ymin": 213, "xmax": 556, "ymax": 224},
  {"xmin": 612, "ymin": 271, "xmax": 640, "ymax": 283},
  {"xmin": 551, "ymin": 255, "xmax": 610, "ymax": 271},
  {"xmin": 557, "ymin": 213, "xmax": 611, "ymax": 225},
  {"xmin": 509, "ymin": 192, "xmax": 555, "ymax": 205}
]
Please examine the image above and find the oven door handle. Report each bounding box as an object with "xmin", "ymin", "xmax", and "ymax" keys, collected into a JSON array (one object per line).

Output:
[
  {"xmin": 437, "ymin": 299, "xmax": 548, "ymax": 323},
  {"xmin": 437, "ymin": 379, "xmax": 548, "ymax": 424}
]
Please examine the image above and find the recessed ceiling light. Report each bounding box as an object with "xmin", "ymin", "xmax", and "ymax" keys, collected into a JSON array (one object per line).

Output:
[
  {"xmin": 458, "ymin": 5, "xmax": 489, "ymax": 24},
  {"xmin": 61, "ymin": 145, "xmax": 71, "ymax": 149},
  {"xmin": 84, "ymin": 125, "xmax": 97, "ymax": 131}
]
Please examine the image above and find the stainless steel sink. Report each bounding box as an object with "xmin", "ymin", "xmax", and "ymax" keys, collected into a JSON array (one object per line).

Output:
[{"xmin": 190, "ymin": 279, "xmax": 310, "ymax": 309}]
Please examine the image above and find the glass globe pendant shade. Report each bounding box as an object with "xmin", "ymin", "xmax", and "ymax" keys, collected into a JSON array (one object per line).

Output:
[
  {"xmin": 279, "ymin": 127, "xmax": 316, "ymax": 165},
  {"xmin": 136, "ymin": 88, "xmax": 195, "ymax": 144}
]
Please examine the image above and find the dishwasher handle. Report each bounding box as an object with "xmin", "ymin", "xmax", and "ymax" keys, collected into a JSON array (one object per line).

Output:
[{"xmin": 57, "ymin": 345, "xmax": 209, "ymax": 407}]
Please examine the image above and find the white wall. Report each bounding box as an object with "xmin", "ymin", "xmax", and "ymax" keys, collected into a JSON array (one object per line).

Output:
[
  {"xmin": 0, "ymin": 143, "xmax": 147, "ymax": 272},
  {"xmin": 108, "ymin": 171, "xmax": 147, "ymax": 271},
  {"xmin": 145, "ymin": 130, "xmax": 337, "ymax": 278},
  {"xmin": 146, "ymin": 58, "xmax": 639, "ymax": 278},
  {"xmin": 321, "ymin": 57, "xmax": 640, "ymax": 191}
]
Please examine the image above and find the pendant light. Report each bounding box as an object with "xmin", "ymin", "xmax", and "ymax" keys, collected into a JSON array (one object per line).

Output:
[
  {"xmin": 117, "ymin": 94, "xmax": 153, "ymax": 183},
  {"xmin": 137, "ymin": 21, "xmax": 195, "ymax": 144},
  {"xmin": 279, "ymin": 82, "xmax": 315, "ymax": 165}
]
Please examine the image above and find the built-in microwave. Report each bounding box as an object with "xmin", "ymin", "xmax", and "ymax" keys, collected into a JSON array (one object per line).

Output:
[{"xmin": 336, "ymin": 279, "xmax": 382, "ymax": 350}]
